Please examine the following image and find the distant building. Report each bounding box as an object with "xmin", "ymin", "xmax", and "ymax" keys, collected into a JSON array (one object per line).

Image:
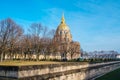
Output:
[
  {"xmin": 82, "ymin": 50, "xmax": 119, "ymax": 59},
  {"xmin": 116, "ymin": 54, "xmax": 120, "ymax": 59},
  {"xmin": 53, "ymin": 14, "xmax": 80, "ymax": 60}
]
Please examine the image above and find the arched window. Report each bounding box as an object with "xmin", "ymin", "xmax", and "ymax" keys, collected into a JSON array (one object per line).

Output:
[{"xmin": 59, "ymin": 31, "xmax": 62, "ymax": 35}]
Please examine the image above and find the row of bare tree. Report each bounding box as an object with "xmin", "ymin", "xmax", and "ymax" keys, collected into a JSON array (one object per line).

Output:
[
  {"xmin": 0, "ymin": 18, "xmax": 58, "ymax": 62},
  {"xmin": 0, "ymin": 18, "xmax": 81, "ymax": 62}
]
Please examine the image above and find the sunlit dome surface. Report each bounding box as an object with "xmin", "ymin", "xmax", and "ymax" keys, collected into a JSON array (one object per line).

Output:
[{"xmin": 57, "ymin": 14, "xmax": 69, "ymax": 31}]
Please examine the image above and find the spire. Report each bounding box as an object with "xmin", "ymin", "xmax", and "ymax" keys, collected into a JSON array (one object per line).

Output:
[{"xmin": 61, "ymin": 13, "xmax": 65, "ymax": 24}]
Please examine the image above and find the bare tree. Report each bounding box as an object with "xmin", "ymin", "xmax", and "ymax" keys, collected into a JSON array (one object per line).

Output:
[
  {"xmin": 20, "ymin": 35, "xmax": 32, "ymax": 60},
  {"xmin": 9, "ymin": 22, "xmax": 23, "ymax": 60},
  {"xmin": 43, "ymin": 29, "xmax": 57, "ymax": 59},
  {"xmin": 60, "ymin": 43, "xmax": 69, "ymax": 60},
  {"xmin": 47, "ymin": 29, "xmax": 55, "ymax": 39},
  {"xmin": 50, "ymin": 41, "xmax": 59, "ymax": 56},
  {"xmin": 68, "ymin": 42, "xmax": 80, "ymax": 59},
  {"xmin": 0, "ymin": 18, "xmax": 60, "ymax": 61},
  {"xmin": 0, "ymin": 18, "xmax": 23, "ymax": 62},
  {"xmin": 29, "ymin": 23, "xmax": 44, "ymax": 60}
]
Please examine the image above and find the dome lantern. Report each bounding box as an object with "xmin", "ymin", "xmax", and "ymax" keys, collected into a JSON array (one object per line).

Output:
[{"xmin": 61, "ymin": 13, "xmax": 65, "ymax": 24}]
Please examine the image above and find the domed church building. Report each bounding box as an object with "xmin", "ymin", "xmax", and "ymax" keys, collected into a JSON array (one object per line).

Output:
[{"xmin": 53, "ymin": 14, "xmax": 81, "ymax": 60}]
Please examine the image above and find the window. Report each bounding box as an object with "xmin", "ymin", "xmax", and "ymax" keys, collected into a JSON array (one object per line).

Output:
[{"xmin": 59, "ymin": 31, "xmax": 62, "ymax": 35}]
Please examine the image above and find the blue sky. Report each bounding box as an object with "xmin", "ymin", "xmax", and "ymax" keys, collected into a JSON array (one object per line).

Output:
[{"xmin": 0, "ymin": 0, "xmax": 120, "ymax": 52}]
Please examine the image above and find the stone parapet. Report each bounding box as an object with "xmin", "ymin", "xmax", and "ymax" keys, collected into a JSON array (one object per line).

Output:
[{"xmin": 0, "ymin": 61, "xmax": 120, "ymax": 80}]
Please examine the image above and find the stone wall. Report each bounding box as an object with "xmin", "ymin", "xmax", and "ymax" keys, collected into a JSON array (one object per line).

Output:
[{"xmin": 0, "ymin": 61, "xmax": 120, "ymax": 80}]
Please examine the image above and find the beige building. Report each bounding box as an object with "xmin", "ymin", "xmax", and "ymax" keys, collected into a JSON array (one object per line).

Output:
[{"xmin": 53, "ymin": 14, "xmax": 81, "ymax": 60}]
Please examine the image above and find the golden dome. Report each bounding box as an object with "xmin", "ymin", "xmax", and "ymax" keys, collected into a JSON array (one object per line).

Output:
[{"xmin": 57, "ymin": 14, "xmax": 69, "ymax": 31}]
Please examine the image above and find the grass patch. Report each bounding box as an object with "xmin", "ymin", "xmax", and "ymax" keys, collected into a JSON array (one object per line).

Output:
[
  {"xmin": 0, "ymin": 60, "xmax": 89, "ymax": 66},
  {"xmin": 96, "ymin": 68, "xmax": 120, "ymax": 80},
  {"xmin": 0, "ymin": 61, "xmax": 61, "ymax": 66}
]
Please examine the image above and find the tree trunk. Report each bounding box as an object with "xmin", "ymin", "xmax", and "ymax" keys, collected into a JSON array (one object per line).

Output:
[
  {"xmin": 24, "ymin": 53, "xmax": 27, "ymax": 60},
  {"xmin": 0, "ymin": 52, "xmax": 3, "ymax": 62},
  {"xmin": 44, "ymin": 53, "xmax": 47, "ymax": 60},
  {"xmin": 36, "ymin": 53, "xmax": 39, "ymax": 61},
  {"xmin": 71, "ymin": 54, "xmax": 72, "ymax": 60}
]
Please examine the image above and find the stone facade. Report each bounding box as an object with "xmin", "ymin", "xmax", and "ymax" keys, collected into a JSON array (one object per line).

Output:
[
  {"xmin": 53, "ymin": 14, "xmax": 81, "ymax": 60},
  {"xmin": 0, "ymin": 61, "xmax": 120, "ymax": 80}
]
